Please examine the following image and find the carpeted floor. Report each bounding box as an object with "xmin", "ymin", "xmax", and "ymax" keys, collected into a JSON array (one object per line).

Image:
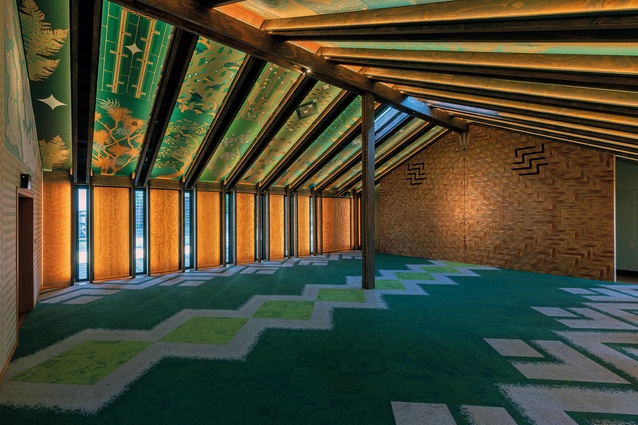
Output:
[{"xmin": 1, "ymin": 252, "xmax": 638, "ymax": 424}]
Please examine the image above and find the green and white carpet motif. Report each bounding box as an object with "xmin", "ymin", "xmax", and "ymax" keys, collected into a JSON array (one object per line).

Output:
[{"xmin": 1, "ymin": 252, "xmax": 637, "ymax": 424}]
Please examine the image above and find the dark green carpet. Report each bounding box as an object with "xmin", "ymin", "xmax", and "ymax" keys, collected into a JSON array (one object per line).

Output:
[{"xmin": 1, "ymin": 253, "xmax": 637, "ymax": 424}]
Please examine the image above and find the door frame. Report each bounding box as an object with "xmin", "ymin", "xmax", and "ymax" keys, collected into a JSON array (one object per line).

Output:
[{"xmin": 17, "ymin": 187, "xmax": 35, "ymax": 323}]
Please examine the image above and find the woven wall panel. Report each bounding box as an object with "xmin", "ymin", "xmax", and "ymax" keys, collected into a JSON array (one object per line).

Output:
[
  {"xmin": 297, "ymin": 195, "xmax": 310, "ymax": 256},
  {"xmin": 42, "ymin": 175, "xmax": 71, "ymax": 287},
  {"xmin": 270, "ymin": 194, "xmax": 285, "ymax": 260},
  {"xmin": 93, "ymin": 187, "xmax": 130, "ymax": 280},
  {"xmin": 380, "ymin": 124, "xmax": 615, "ymax": 280},
  {"xmin": 236, "ymin": 193, "xmax": 254, "ymax": 264},
  {"xmin": 150, "ymin": 189, "xmax": 179, "ymax": 274},
  {"xmin": 197, "ymin": 191, "xmax": 221, "ymax": 268},
  {"xmin": 322, "ymin": 197, "xmax": 351, "ymax": 253}
]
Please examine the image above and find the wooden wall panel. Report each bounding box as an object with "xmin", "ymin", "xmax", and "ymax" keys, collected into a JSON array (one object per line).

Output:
[
  {"xmin": 236, "ymin": 192, "xmax": 255, "ymax": 264},
  {"xmin": 269, "ymin": 194, "xmax": 285, "ymax": 260},
  {"xmin": 197, "ymin": 191, "xmax": 221, "ymax": 268},
  {"xmin": 93, "ymin": 187, "xmax": 130, "ymax": 280},
  {"xmin": 150, "ymin": 189, "xmax": 179, "ymax": 274},
  {"xmin": 42, "ymin": 173, "xmax": 71, "ymax": 288},
  {"xmin": 380, "ymin": 124, "xmax": 615, "ymax": 280},
  {"xmin": 323, "ymin": 197, "xmax": 351, "ymax": 253},
  {"xmin": 297, "ymin": 195, "xmax": 310, "ymax": 256}
]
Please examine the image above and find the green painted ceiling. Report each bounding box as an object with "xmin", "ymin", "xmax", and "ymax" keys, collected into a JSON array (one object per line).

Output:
[
  {"xmin": 151, "ymin": 38, "xmax": 246, "ymax": 180},
  {"xmin": 92, "ymin": 1, "xmax": 173, "ymax": 177},
  {"xmin": 18, "ymin": 0, "xmax": 73, "ymax": 172}
]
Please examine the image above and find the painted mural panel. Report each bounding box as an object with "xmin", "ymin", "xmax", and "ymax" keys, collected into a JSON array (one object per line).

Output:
[
  {"xmin": 322, "ymin": 197, "xmax": 350, "ymax": 253},
  {"xmin": 242, "ymin": 82, "xmax": 343, "ymax": 185},
  {"xmin": 274, "ymin": 96, "xmax": 362, "ymax": 187},
  {"xmin": 5, "ymin": 0, "xmax": 39, "ymax": 176},
  {"xmin": 92, "ymin": 1, "xmax": 173, "ymax": 176},
  {"xmin": 197, "ymin": 191, "xmax": 221, "ymax": 268},
  {"xmin": 150, "ymin": 189, "xmax": 180, "ymax": 273},
  {"xmin": 93, "ymin": 187, "xmax": 130, "ymax": 280},
  {"xmin": 236, "ymin": 193, "xmax": 255, "ymax": 263},
  {"xmin": 199, "ymin": 64, "xmax": 300, "ymax": 182},
  {"xmin": 17, "ymin": 0, "xmax": 72, "ymax": 172},
  {"xmin": 269, "ymin": 194, "xmax": 285, "ymax": 260},
  {"xmin": 297, "ymin": 195, "xmax": 310, "ymax": 256},
  {"xmin": 152, "ymin": 39, "xmax": 246, "ymax": 179}
]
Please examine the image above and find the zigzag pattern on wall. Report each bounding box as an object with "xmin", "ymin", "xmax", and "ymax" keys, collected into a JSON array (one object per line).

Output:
[
  {"xmin": 512, "ymin": 144, "xmax": 549, "ymax": 176},
  {"xmin": 406, "ymin": 162, "xmax": 427, "ymax": 185}
]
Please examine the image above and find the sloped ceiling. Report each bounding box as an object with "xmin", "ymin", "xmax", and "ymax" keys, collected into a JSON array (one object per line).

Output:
[{"xmin": 20, "ymin": 0, "xmax": 638, "ymax": 192}]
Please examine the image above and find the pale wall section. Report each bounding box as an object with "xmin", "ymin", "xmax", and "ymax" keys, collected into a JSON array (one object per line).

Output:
[
  {"xmin": 380, "ymin": 124, "xmax": 614, "ymax": 280},
  {"xmin": 2, "ymin": 0, "xmax": 44, "ymax": 378}
]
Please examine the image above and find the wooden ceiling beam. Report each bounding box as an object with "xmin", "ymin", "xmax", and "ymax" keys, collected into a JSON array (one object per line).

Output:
[
  {"xmin": 134, "ymin": 29, "xmax": 198, "ymax": 187},
  {"xmin": 264, "ymin": 15, "xmax": 638, "ymax": 41},
  {"xmin": 110, "ymin": 0, "xmax": 467, "ymax": 132},
  {"xmin": 335, "ymin": 122, "xmax": 436, "ymax": 195},
  {"xmin": 289, "ymin": 107, "xmax": 410, "ymax": 192},
  {"xmin": 71, "ymin": 0, "xmax": 102, "ymax": 184},
  {"xmin": 363, "ymin": 68, "xmax": 638, "ymax": 117},
  {"xmin": 223, "ymin": 75, "xmax": 316, "ymax": 191},
  {"xmin": 320, "ymin": 48, "xmax": 638, "ymax": 78},
  {"xmin": 184, "ymin": 55, "xmax": 266, "ymax": 189},
  {"xmin": 399, "ymin": 86, "xmax": 638, "ymax": 134},
  {"xmin": 260, "ymin": 92, "xmax": 358, "ymax": 190},
  {"xmin": 262, "ymin": 0, "xmax": 638, "ymax": 32}
]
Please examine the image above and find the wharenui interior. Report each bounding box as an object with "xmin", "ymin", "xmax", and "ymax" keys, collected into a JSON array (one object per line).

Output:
[{"xmin": 1, "ymin": 1, "xmax": 638, "ymax": 423}]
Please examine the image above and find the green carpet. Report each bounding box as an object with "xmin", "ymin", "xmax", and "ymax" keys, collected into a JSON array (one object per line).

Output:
[{"xmin": 0, "ymin": 253, "xmax": 637, "ymax": 424}]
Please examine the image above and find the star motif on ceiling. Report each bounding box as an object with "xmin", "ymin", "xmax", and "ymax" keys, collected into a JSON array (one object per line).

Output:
[
  {"xmin": 126, "ymin": 43, "xmax": 142, "ymax": 56},
  {"xmin": 322, "ymin": 84, "xmax": 330, "ymax": 91},
  {"xmin": 38, "ymin": 94, "xmax": 66, "ymax": 110}
]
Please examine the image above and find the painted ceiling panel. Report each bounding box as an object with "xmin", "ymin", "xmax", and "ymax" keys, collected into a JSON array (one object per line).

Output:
[
  {"xmin": 327, "ymin": 41, "xmax": 638, "ymax": 56},
  {"xmin": 18, "ymin": 0, "xmax": 72, "ymax": 172},
  {"xmin": 151, "ymin": 39, "xmax": 246, "ymax": 179},
  {"xmin": 353, "ymin": 127, "xmax": 448, "ymax": 192},
  {"xmin": 241, "ymin": 81, "xmax": 343, "ymax": 185},
  {"xmin": 92, "ymin": 1, "xmax": 173, "ymax": 177},
  {"xmin": 306, "ymin": 117, "xmax": 425, "ymax": 189},
  {"xmin": 199, "ymin": 63, "xmax": 301, "ymax": 183},
  {"xmin": 273, "ymin": 96, "xmax": 362, "ymax": 187},
  {"xmin": 233, "ymin": 0, "xmax": 450, "ymax": 19}
]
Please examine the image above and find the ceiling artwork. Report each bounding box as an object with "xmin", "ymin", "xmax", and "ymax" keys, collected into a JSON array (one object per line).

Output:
[
  {"xmin": 242, "ymin": 81, "xmax": 343, "ymax": 185},
  {"xmin": 92, "ymin": 1, "xmax": 173, "ymax": 177},
  {"xmin": 151, "ymin": 39, "xmax": 247, "ymax": 180},
  {"xmin": 199, "ymin": 64, "xmax": 301, "ymax": 183},
  {"xmin": 18, "ymin": 0, "xmax": 72, "ymax": 172}
]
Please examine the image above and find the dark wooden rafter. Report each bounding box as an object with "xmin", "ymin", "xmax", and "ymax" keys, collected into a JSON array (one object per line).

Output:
[
  {"xmin": 335, "ymin": 122, "xmax": 435, "ymax": 195},
  {"xmin": 184, "ymin": 56, "xmax": 267, "ymax": 189},
  {"xmin": 372, "ymin": 130, "xmax": 451, "ymax": 186},
  {"xmin": 223, "ymin": 75, "xmax": 316, "ymax": 191},
  {"xmin": 263, "ymin": 14, "xmax": 638, "ymax": 42},
  {"xmin": 134, "ymin": 29, "xmax": 198, "ymax": 187},
  {"xmin": 110, "ymin": 0, "xmax": 467, "ymax": 132},
  {"xmin": 315, "ymin": 115, "xmax": 416, "ymax": 193},
  {"xmin": 71, "ymin": 0, "xmax": 102, "ymax": 184},
  {"xmin": 260, "ymin": 91, "xmax": 358, "ymax": 190},
  {"xmin": 288, "ymin": 104, "xmax": 398, "ymax": 192},
  {"xmin": 262, "ymin": 0, "xmax": 638, "ymax": 32}
]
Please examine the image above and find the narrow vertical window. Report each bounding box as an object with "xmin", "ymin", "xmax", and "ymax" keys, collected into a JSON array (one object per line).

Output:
[
  {"xmin": 284, "ymin": 196, "xmax": 289, "ymax": 257},
  {"xmin": 184, "ymin": 191, "xmax": 192, "ymax": 269},
  {"xmin": 225, "ymin": 193, "xmax": 230, "ymax": 263},
  {"xmin": 135, "ymin": 189, "xmax": 145, "ymax": 274},
  {"xmin": 77, "ymin": 186, "xmax": 89, "ymax": 281},
  {"xmin": 309, "ymin": 197, "xmax": 314, "ymax": 254}
]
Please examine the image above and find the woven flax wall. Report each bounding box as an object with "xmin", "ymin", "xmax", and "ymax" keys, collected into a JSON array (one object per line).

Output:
[{"xmin": 380, "ymin": 124, "xmax": 615, "ymax": 280}]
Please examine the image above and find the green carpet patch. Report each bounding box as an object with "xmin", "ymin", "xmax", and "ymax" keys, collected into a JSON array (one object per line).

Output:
[
  {"xmin": 394, "ymin": 272, "xmax": 435, "ymax": 281},
  {"xmin": 253, "ymin": 301, "xmax": 314, "ymax": 320},
  {"xmin": 445, "ymin": 261, "xmax": 478, "ymax": 267},
  {"xmin": 11, "ymin": 340, "xmax": 151, "ymax": 385},
  {"xmin": 160, "ymin": 317, "xmax": 248, "ymax": 345},
  {"xmin": 316, "ymin": 288, "xmax": 366, "ymax": 303},
  {"xmin": 374, "ymin": 280, "xmax": 406, "ymax": 290},
  {"xmin": 420, "ymin": 266, "xmax": 459, "ymax": 274}
]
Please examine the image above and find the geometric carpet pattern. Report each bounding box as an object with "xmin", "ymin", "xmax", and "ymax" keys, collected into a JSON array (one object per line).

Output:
[
  {"xmin": 0, "ymin": 257, "xmax": 494, "ymax": 413},
  {"xmin": 2, "ymin": 253, "xmax": 638, "ymax": 424}
]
